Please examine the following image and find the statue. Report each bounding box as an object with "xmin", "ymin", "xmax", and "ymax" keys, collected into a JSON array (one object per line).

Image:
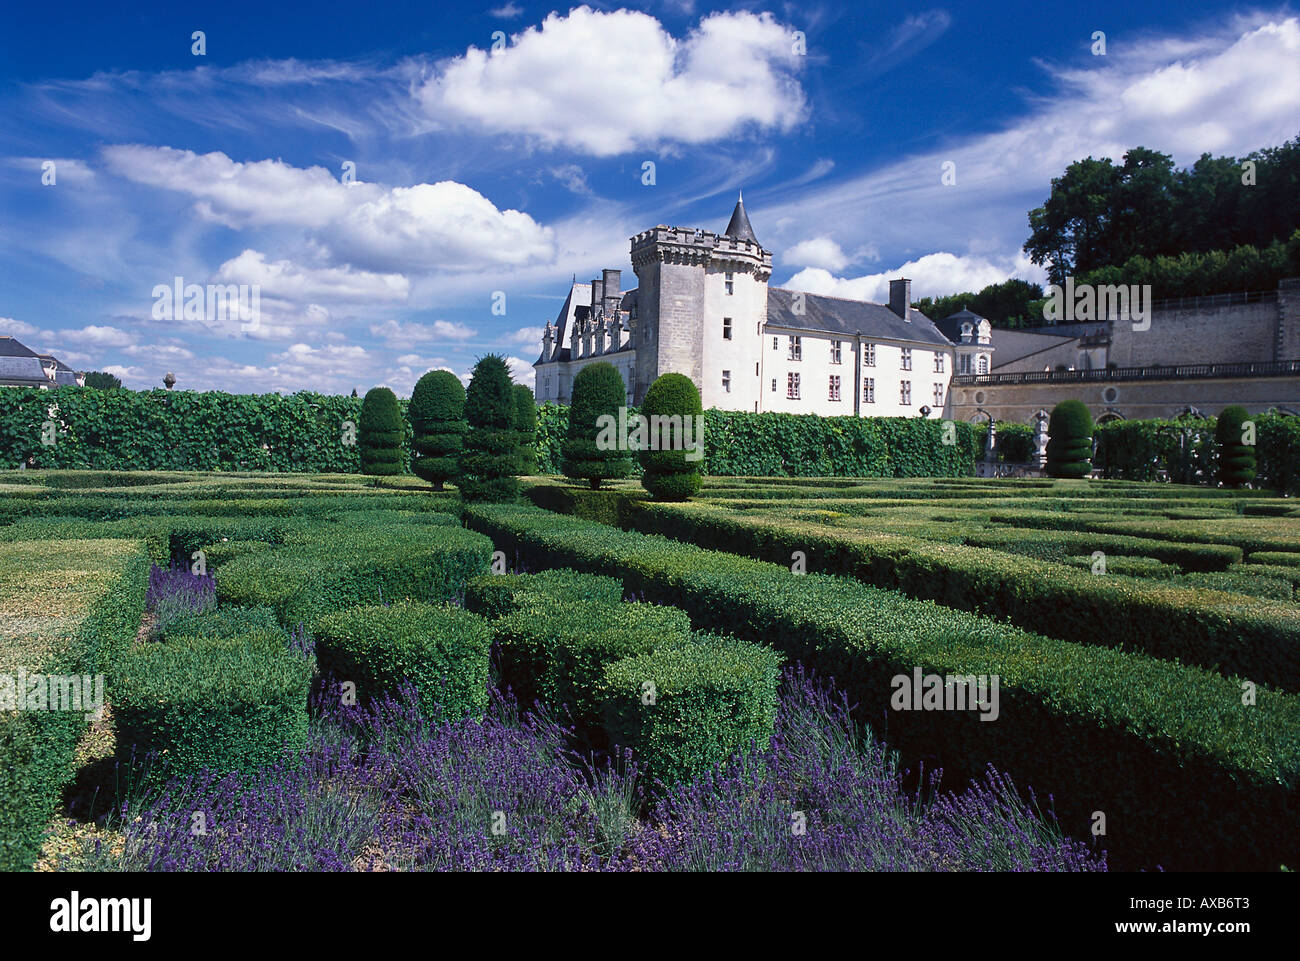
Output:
[{"xmin": 1034, "ymin": 409, "xmax": 1049, "ymax": 468}]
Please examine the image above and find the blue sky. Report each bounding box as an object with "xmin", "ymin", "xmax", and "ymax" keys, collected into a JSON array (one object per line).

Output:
[{"xmin": 2, "ymin": 1, "xmax": 1298, "ymax": 395}]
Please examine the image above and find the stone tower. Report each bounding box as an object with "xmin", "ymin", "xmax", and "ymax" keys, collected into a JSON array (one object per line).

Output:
[{"xmin": 628, "ymin": 194, "xmax": 772, "ymax": 406}]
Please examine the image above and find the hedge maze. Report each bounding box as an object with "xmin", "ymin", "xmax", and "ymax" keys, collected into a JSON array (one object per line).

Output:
[{"xmin": 3, "ymin": 466, "xmax": 1296, "ymax": 872}]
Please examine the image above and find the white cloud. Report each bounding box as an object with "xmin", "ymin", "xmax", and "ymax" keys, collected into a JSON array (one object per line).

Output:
[
  {"xmin": 783, "ymin": 237, "xmax": 849, "ymax": 271},
  {"xmin": 44, "ymin": 325, "xmax": 137, "ymax": 348},
  {"xmin": 505, "ymin": 355, "xmax": 536, "ymax": 390},
  {"xmin": 418, "ymin": 7, "xmax": 806, "ymax": 156},
  {"xmin": 759, "ymin": 16, "xmax": 1300, "ymax": 292},
  {"xmin": 103, "ymin": 146, "xmax": 555, "ymax": 270},
  {"xmin": 122, "ymin": 343, "xmax": 196, "ymax": 361},
  {"xmin": 215, "ymin": 250, "xmax": 410, "ymax": 303},
  {"xmin": 507, "ymin": 325, "xmax": 544, "ymax": 346},
  {"xmin": 0, "ymin": 317, "xmax": 40, "ymax": 338},
  {"xmin": 369, "ymin": 319, "xmax": 476, "ymax": 344},
  {"xmin": 489, "ymin": 3, "xmax": 524, "ymax": 19},
  {"xmin": 787, "ymin": 251, "xmax": 1047, "ymax": 303}
]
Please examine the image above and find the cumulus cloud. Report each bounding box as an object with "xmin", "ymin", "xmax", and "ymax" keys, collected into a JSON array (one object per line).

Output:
[
  {"xmin": 505, "ymin": 355, "xmax": 536, "ymax": 390},
  {"xmin": 103, "ymin": 146, "xmax": 555, "ymax": 270},
  {"xmin": 369, "ymin": 319, "xmax": 476, "ymax": 344},
  {"xmin": 786, "ymin": 251, "xmax": 1047, "ymax": 303},
  {"xmin": 418, "ymin": 7, "xmax": 806, "ymax": 155},
  {"xmin": 215, "ymin": 250, "xmax": 409, "ymax": 303},
  {"xmin": 0, "ymin": 317, "xmax": 41, "ymax": 338},
  {"xmin": 783, "ymin": 237, "xmax": 849, "ymax": 271}
]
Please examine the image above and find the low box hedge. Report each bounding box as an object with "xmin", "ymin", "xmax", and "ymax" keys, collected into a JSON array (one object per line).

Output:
[
  {"xmin": 463, "ymin": 502, "xmax": 1300, "ymax": 871},
  {"xmin": 492, "ymin": 600, "xmax": 692, "ymax": 732},
  {"xmin": 464, "ymin": 568, "xmax": 624, "ymax": 619},
  {"xmin": 112, "ymin": 633, "xmax": 313, "ymax": 784},
  {"xmin": 217, "ymin": 523, "xmax": 493, "ymax": 627},
  {"xmin": 623, "ymin": 502, "xmax": 1300, "ymax": 692},
  {"xmin": 0, "ymin": 539, "xmax": 149, "ymax": 871},
  {"xmin": 601, "ymin": 632, "xmax": 781, "ymax": 785},
  {"xmin": 312, "ymin": 601, "xmax": 492, "ymax": 723}
]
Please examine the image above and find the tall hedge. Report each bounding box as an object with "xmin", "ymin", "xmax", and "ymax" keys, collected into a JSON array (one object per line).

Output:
[
  {"xmin": 514, "ymin": 384, "xmax": 538, "ymax": 476},
  {"xmin": 639, "ymin": 374, "xmax": 704, "ymax": 501},
  {"xmin": 1046, "ymin": 400, "xmax": 1093, "ymax": 478},
  {"xmin": 359, "ymin": 387, "xmax": 404, "ymax": 476},
  {"xmin": 1215, "ymin": 405, "xmax": 1257, "ymax": 488},
  {"xmin": 0, "ymin": 387, "xmax": 391, "ymax": 472},
  {"xmin": 409, "ymin": 371, "xmax": 466, "ymax": 490},
  {"xmin": 562, "ymin": 362, "xmax": 634, "ymax": 489},
  {"xmin": 459, "ymin": 355, "xmax": 520, "ymax": 503}
]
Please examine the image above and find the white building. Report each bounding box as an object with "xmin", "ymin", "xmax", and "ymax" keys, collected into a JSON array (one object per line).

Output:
[{"xmin": 535, "ymin": 196, "xmax": 957, "ymax": 418}]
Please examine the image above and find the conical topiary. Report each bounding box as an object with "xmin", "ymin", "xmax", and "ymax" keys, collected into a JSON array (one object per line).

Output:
[
  {"xmin": 639, "ymin": 373, "xmax": 703, "ymax": 501},
  {"xmin": 1215, "ymin": 405, "xmax": 1256, "ymax": 488},
  {"xmin": 562, "ymin": 362, "xmax": 633, "ymax": 489},
  {"xmin": 459, "ymin": 355, "xmax": 520, "ymax": 502},
  {"xmin": 514, "ymin": 383, "xmax": 538, "ymax": 475},
  {"xmin": 1045, "ymin": 399, "xmax": 1093, "ymax": 479},
  {"xmin": 409, "ymin": 370, "xmax": 466, "ymax": 490},
  {"xmin": 359, "ymin": 386, "xmax": 404, "ymax": 476}
]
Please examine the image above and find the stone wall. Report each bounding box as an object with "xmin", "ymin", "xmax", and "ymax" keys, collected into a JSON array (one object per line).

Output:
[{"xmin": 951, "ymin": 374, "xmax": 1300, "ymax": 424}]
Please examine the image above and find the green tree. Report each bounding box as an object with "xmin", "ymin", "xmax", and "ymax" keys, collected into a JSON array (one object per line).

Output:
[
  {"xmin": 638, "ymin": 373, "xmax": 703, "ymax": 501},
  {"xmin": 459, "ymin": 355, "xmax": 520, "ymax": 502},
  {"xmin": 82, "ymin": 371, "xmax": 122, "ymax": 389},
  {"xmin": 1024, "ymin": 156, "xmax": 1122, "ymax": 286},
  {"xmin": 359, "ymin": 387, "xmax": 404, "ymax": 476},
  {"xmin": 1046, "ymin": 400, "xmax": 1093, "ymax": 479},
  {"xmin": 513, "ymin": 383, "xmax": 538, "ymax": 475},
  {"xmin": 409, "ymin": 370, "xmax": 466, "ymax": 490},
  {"xmin": 1215, "ymin": 405, "xmax": 1256, "ymax": 488},
  {"xmin": 562, "ymin": 362, "xmax": 633, "ymax": 489}
]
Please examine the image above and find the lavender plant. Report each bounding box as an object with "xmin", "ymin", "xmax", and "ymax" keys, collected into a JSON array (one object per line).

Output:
[
  {"xmin": 75, "ymin": 674, "xmax": 1104, "ymax": 872},
  {"xmin": 144, "ymin": 562, "xmax": 216, "ymax": 637}
]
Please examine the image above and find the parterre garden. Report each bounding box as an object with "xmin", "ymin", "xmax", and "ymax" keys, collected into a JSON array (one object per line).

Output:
[{"xmin": 2, "ymin": 467, "xmax": 1296, "ymax": 871}]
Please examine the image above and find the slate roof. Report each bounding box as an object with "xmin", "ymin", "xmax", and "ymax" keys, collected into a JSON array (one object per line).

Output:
[
  {"xmin": 537, "ymin": 284, "xmax": 637, "ymax": 364},
  {"xmin": 767, "ymin": 288, "xmax": 953, "ymax": 347},
  {"xmin": 723, "ymin": 194, "xmax": 758, "ymax": 245},
  {"xmin": 0, "ymin": 336, "xmax": 80, "ymax": 386}
]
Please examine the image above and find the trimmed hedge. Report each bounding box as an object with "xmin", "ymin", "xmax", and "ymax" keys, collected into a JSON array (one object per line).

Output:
[
  {"xmin": 622, "ymin": 502, "xmax": 1300, "ymax": 691},
  {"xmin": 1216, "ymin": 405, "xmax": 1257, "ymax": 488},
  {"xmin": 459, "ymin": 355, "xmax": 521, "ymax": 503},
  {"xmin": 562, "ymin": 362, "xmax": 634, "ymax": 489},
  {"xmin": 313, "ymin": 602, "xmax": 492, "ymax": 723},
  {"xmin": 492, "ymin": 600, "xmax": 692, "ymax": 732},
  {"xmin": 1046, "ymin": 400, "xmax": 1093, "ymax": 478},
  {"xmin": 601, "ymin": 632, "xmax": 781, "ymax": 785},
  {"xmin": 1249, "ymin": 551, "xmax": 1300, "ymax": 568},
  {"xmin": 113, "ymin": 633, "xmax": 313, "ymax": 784},
  {"xmin": 359, "ymin": 387, "xmax": 404, "ymax": 476},
  {"xmin": 639, "ymin": 374, "xmax": 704, "ymax": 501},
  {"xmin": 464, "ymin": 569, "xmax": 624, "ymax": 619},
  {"xmin": 217, "ymin": 523, "xmax": 493, "ymax": 627},
  {"xmin": 409, "ymin": 370, "xmax": 466, "ymax": 491},
  {"xmin": 514, "ymin": 384, "xmax": 539, "ymax": 475},
  {"xmin": 0, "ymin": 539, "xmax": 149, "ymax": 871},
  {"xmin": 0, "ymin": 387, "xmax": 403, "ymax": 473},
  {"xmin": 463, "ymin": 502, "xmax": 1300, "ymax": 870}
]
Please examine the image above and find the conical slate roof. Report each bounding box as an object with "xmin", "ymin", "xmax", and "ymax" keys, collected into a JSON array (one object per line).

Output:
[{"xmin": 723, "ymin": 192, "xmax": 758, "ymax": 245}]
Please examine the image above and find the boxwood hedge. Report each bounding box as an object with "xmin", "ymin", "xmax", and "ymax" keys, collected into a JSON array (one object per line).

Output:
[
  {"xmin": 112, "ymin": 633, "xmax": 313, "ymax": 784},
  {"xmin": 312, "ymin": 602, "xmax": 492, "ymax": 723},
  {"xmin": 464, "ymin": 568, "xmax": 624, "ymax": 619},
  {"xmin": 463, "ymin": 502, "xmax": 1300, "ymax": 871},
  {"xmin": 601, "ymin": 632, "xmax": 781, "ymax": 785}
]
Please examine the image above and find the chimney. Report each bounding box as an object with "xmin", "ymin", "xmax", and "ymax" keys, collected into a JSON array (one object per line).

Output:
[
  {"xmin": 602, "ymin": 269, "xmax": 621, "ymax": 312},
  {"xmin": 590, "ymin": 278, "xmax": 603, "ymax": 312},
  {"xmin": 889, "ymin": 278, "xmax": 911, "ymax": 320}
]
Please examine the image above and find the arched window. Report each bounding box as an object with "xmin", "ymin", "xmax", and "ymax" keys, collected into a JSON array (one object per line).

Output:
[{"xmin": 977, "ymin": 355, "xmax": 989, "ymax": 375}]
